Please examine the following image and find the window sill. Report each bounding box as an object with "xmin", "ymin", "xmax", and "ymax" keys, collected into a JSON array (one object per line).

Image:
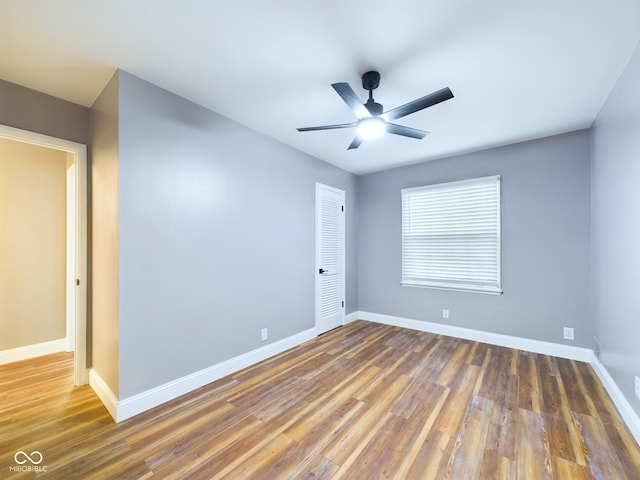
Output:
[{"xmin": 401, "ymin": 282, "xmax": 503, "ymax": 295}]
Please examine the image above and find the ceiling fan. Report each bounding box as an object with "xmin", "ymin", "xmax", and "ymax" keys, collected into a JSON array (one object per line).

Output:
[{"xmin": 297, "ymin": 71, "xmax": 454, "ymax": 150}]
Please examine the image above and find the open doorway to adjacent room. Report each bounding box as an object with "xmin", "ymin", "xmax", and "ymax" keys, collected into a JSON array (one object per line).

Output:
[{"xmin": 0, "ymin": 124, "xmax": 87, "ymax": 386}]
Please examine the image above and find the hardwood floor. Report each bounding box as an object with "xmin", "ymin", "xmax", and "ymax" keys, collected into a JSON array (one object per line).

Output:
[{"xmin": 2, "ymin": 320, "xmax": 639, "ymax": 479}]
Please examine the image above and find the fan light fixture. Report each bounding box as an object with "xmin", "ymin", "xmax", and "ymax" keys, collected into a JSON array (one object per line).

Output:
[{"xmin": 356, "ymin": 117, "xmax": 386, "ymax": 140}]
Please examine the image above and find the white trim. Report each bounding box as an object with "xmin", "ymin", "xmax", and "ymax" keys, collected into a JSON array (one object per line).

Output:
[
  {"xmin": 88, "ymin": 309, "xmax": 640, "ymax": 445},
  {"xmin": 345, "ymin": 311, "xmax": 359, "ymax": 324},
  {"xmin": 0, "ymin": 124, "xmax": 83, "ymax": 152},
  {"xmin": 589, "ymin": 357, "xmax": 640, "ymax": 445},
  {"xmin": 89, "ymin": 368, "xmax": 118, "ymax": 421},
  {"xmin": 73, "ymin": 142, "xmax": 88, "ymax": 386},
  {"xmin": 401, "ymin": 282, "xmax": 503, "ymax": 295},
  {"xmin": 357, "ymin": 311, "xmax": 594, "ymax": 361},
  {"xmin": 0, "ymin": 124, "xmax": 88, "ymax": 386},
  {"xmin": 352, "ymin": 310, "xmax": 640, "ymax": 445},
  {"xmin": 65, "ymin": 156, "xmax": 76, "ymax": 352},
  {"xmin": 98, "ymin": 328, "xmax": 316, "ymax": 422},
  {"xmin": 0, "ymin": 339, "xmax": 67, "ymax": 365}
]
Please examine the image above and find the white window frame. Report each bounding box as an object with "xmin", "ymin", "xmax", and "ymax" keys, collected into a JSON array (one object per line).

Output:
[{"xmin": 401, "ymin": 175, "xmax": 502, "ymax": 294}]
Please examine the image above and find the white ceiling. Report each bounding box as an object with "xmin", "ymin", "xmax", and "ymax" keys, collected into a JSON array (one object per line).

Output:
[{"xmin": 1, "ymin": 0, "xmax": 639, "ymax": 174}]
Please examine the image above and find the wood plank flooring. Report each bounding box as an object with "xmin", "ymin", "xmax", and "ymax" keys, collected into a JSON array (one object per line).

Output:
[{"xmin": 1, "ymin": 320, "xmax": 639, "ymax": 479}]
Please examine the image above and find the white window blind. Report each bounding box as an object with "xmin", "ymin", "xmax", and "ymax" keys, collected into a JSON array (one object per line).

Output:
[{"xmin": 401, "ymin": 175, "xmax": 502, "ymax": 293}]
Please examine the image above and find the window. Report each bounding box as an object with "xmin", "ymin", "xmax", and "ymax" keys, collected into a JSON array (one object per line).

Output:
[{"xmin": 401, "ymin": 175, "xmax": 501, "ymax": 293}]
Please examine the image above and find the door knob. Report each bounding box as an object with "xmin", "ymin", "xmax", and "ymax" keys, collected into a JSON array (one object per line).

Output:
[{"xmin": 319, "ymin": 268, "xmax": 328, "ymax": 274}]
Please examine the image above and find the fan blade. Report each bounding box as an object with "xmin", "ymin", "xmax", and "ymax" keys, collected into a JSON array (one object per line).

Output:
[
  {"xmin": 297, "ymin": 122, "xmax": 356, "ymax": 132},
  {"xmin": 332, "ymin": 83, "xmax": 371, "ymax": 119},
  {"xmin": 347, "ymin": 136, "xmax": 363, "ymax": 150},
  {"xmin": 386, "ymin": 123, "xmax": 429, "ymax": 139},
  {"xmin": 381, "ymin": 87, "xmax": 453, "ymax": 121}
]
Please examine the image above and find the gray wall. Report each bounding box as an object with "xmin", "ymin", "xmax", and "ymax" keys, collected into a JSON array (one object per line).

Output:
[
  {"xmin": 114, "ymin": 72, "xmax": 357, "ymax": 398},
  {"xmin": 0, "ymin": 79, "xmax": 90, "ymax": 145},
  {"xmin": 90, "ymin": 72, "xmax": 120, "ymax": 396},
  {"xmin": 357, "ymin": 130, "xmax": 592, "ymax": 347},
  {"xmin": 591, "ymin": 42, "xmax": 640, "ymax": 416}
]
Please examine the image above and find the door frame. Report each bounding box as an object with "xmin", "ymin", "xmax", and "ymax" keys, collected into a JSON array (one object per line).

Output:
[
  {"xmin": 315, "ymin": 182, "xmax": 346, "ymax": 335},
  {"xmin": 0, "ymin": 124, "xmax": 88, "ymax": 386}
]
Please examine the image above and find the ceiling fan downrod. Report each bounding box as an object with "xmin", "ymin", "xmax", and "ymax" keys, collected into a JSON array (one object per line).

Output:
[{"xmin": 362, "ymin": 71, "xmax": 383, "ymax": 116}]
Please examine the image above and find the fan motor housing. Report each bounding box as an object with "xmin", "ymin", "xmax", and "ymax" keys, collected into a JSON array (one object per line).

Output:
[{"xmin": 362, "ymin": 71, "xmax": 380, "ymax": 91}]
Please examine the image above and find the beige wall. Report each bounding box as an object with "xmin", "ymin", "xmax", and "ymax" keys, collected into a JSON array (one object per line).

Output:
[{"xmin": 0, "ymin": 137, "xmax": 67, "ymax": 350}]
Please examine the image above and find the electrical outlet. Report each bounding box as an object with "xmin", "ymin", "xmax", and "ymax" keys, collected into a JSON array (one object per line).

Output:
[
  {"xmin": 442, "ymin": 309, "xmax": 449, "ymax": 319},
  {"xmin": 261, "ymin": 328, "xmax": 268, "ymax": 341},
  {"xmin": 563, "ymin": 327, "xmax": 574, "ymax": 341},
  {"xmin": 635, "ymin": 376, "xmax": 640, "ymax": 401}
]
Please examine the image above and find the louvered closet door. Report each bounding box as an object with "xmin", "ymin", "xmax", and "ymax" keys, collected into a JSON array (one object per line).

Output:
[{"xmin": 315, "ymin": 183, "xmax": 345, "ymax": 334}]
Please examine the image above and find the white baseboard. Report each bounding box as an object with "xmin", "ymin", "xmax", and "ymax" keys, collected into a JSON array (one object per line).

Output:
[
  {"xmin": 345, "ymin": 311, "xmax": 359, "ymax": 324},
  {"xmin": 87, "ymin": 311, "xmax": 640, "ymax": 447},
  {"xmin": 589, "ymin": 358, "xmax": 640, "ymax": 445},
  {"xmin": 94, "ymin": 328, "xmax": 317, "ymax": 423},
  {"xmin": 0, "ymin": 339, "xmax": 67, "ymax": 365},
  {"xmin": 89, "ymin": 368, "xmax": 118, "ymax": 421},
  {"xmin": 356, "ymin": 311, "xmax": 594, "ymax": 361},
  {"xmin": 353, "ymin": 310, "xmax": 640, "ymax": 446}
]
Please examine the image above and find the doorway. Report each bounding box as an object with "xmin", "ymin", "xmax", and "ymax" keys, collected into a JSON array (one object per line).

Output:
[
  {"xmin": 315, "ymin": 183, "xmax": 345, "ymax": 335},
  {"xmin": 0, "ymin": 124, "xmax": 87, "ymax": 385}
]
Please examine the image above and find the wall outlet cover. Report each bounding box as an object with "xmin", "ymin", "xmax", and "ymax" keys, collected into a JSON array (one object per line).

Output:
[
  {"xmin": 563, "ymin": 327, "xmax": 574, "ymax": 340},
  {"xmin": 261, "ymin": 328, "xmax": 268, "ymax": 341},
  {"xmin": 635, "ymin": 376, "xmax": 640, "ymax": 401},
  {"xmin": 442, "ymin": 309, "xmax": 450, "ymax": 319}
]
